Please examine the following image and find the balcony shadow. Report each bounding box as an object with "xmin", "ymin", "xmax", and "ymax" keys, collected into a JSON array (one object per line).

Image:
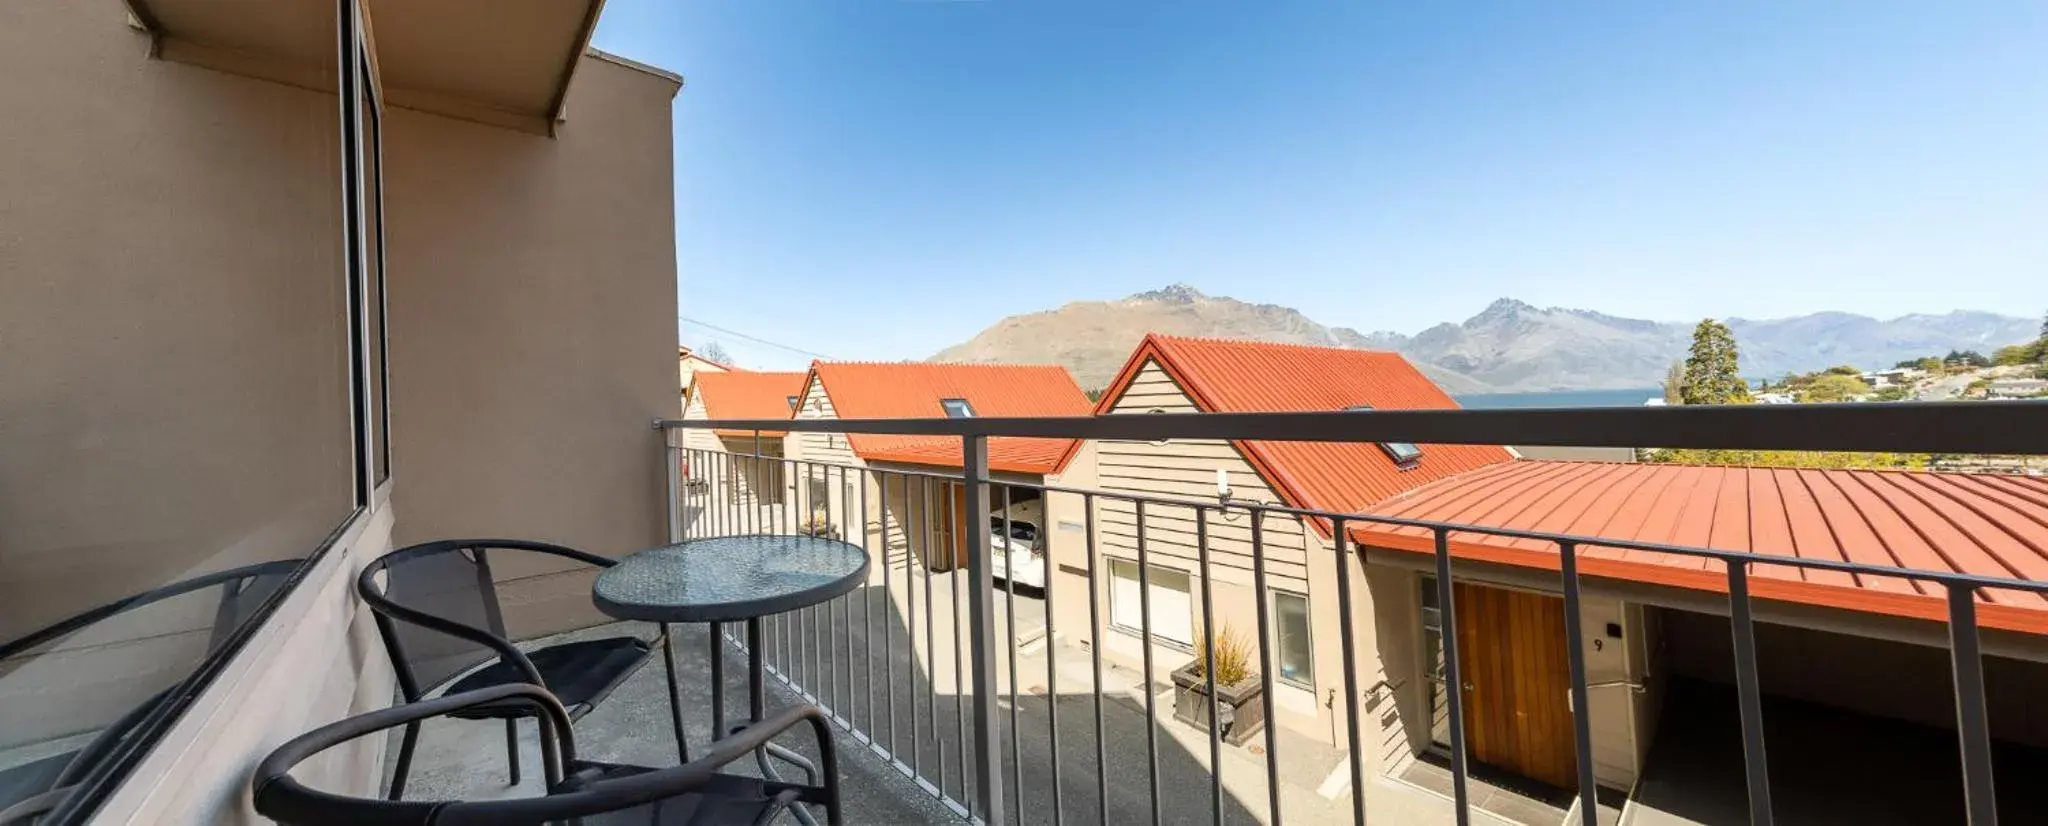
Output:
[{"xmin": 753, "ymin": 542, "xmax": 1271, "ymax": 826}]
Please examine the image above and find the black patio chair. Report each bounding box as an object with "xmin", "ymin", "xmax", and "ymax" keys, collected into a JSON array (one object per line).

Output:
[
  {"xmin": 0, "ymin": 559, "xmax": 298, "ymax": 824},
  {"xmin": 357, "ymin": 539, "xmax": 668, "ymax": 800},
  {"xmin": 252, "ymin": 683, "xmax": 843, "ymax": 825}
]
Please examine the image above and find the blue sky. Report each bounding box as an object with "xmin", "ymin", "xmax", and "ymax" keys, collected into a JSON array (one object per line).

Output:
[{"xmin": 592, "ymin": 1, "xmax": 2048, "ymax": 371}]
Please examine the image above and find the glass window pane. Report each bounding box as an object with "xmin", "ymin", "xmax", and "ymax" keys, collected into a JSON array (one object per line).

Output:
[
  {"xmin": 1110, "ymin": 559, "xmax": 1141, "ymax": 632},
  {"xmin": 1148, "ymin": 567, "xmax": 1193, "ymax": 645},
  {"xmin": 1274, "ymin": 591, "xmax": 1314, "ymax": 686},
  {"xmin": 0, "ymin": 1, "xmax": 354, "ymax": 812},
  {"xmin": 1109, "ymin": 559, "xmax": 1193, "ymax": 646}
]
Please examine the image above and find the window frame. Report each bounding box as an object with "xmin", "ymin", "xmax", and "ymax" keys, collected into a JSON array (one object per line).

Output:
[
  {"xmin": 1345, "ymin": 404, "xmax": 1423, "ymax": 466},
  {"xmin": 1270, "ymin": 588, "xmax": 1315, "ymax": 689},
  {"xmin": 362, "ymin": 48, "xmax": 392, "ymax": 486}
]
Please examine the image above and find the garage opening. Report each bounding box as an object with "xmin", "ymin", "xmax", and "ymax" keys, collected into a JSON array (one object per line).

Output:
[{"xmin": 1631, "ymin": 607, "xmax": 2048, "ymax": 825}]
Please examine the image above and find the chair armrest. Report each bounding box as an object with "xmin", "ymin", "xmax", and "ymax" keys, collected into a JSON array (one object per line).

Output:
[
  {"xmin": 434, "ymin": 705, "xmax": 840, "ymax": 826},
  {"xmin": 252, "ymin": 685, "xmax": 576, "ymax": 826}
]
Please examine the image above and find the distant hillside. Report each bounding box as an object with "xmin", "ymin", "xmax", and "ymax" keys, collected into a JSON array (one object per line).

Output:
[
  {"xmin": 929, "ymin": 284, "xmax": 1491, "ymax": 393},
  {"xmin": 931, "ymin": 285, "xmax": 2038, "ymax": 393}
]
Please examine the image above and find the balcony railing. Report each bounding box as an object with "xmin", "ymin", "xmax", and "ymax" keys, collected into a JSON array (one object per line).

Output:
[{"xmin": 657, "ymin": 403, "xmax": 2047, "ymax": 826}]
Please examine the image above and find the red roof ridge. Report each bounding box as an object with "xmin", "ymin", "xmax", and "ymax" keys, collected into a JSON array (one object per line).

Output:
[
  {"xmin": 1144, "ymin": 331, "xmax": 1405, "ymax": 357},
  {"xmin": 818, "ymin": 360, "xmax": 1077, "ymax": 371}
]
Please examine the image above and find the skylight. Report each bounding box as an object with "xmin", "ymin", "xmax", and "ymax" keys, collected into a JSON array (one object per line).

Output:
[
  {"xmin": 1346, "ymin": 404, "xmax": 1423, "ymax": 465},
  {"xmin": 941, "ymin": 398, "xmax": 975, "ymax": 418},
  {"xmin": 787, "ymin": 395, "xmax": 800, "ymax": 411}
]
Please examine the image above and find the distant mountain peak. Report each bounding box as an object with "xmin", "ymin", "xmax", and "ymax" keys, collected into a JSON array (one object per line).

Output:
[
  {"xmin": 934, "ymin": 288, "xmax": 2036, "ymax": 395},
  {"xmin": 1468, "ymin": 297, "xmax": 1540, "ymax": 326},
  {"xmin": 1127, "ymin": 283, "xmax": 1207, "ymax": 304}
]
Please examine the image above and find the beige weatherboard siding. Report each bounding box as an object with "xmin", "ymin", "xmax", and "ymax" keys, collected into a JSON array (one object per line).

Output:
[
  {"xmin": 1056, "ymin": 346, "xmax": 1644, "ymax": 794},
  {"xmin": 1063, "ymin": 358, "xmax": 1348, "ymax": 745}
]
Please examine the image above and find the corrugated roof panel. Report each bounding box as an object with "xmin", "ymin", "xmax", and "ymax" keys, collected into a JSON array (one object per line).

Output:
[
  {"xmin": 810, "ymin": 361, "xmax": 1093, "ymax": 474},
  {"xmin": 1810, "ymin": 471, "xmax": 1924, "ymax": 596},
  {"xmin": 1352, "ymin": 461, "xmax": 2048, "ymax": 633},
  {"xmin": 1106, "ymin": 335, "xmax": 1516, "ymax": 523},
  {"xmin": 692, "ymin": 371, "xmax": 807, "ymax": 437}
]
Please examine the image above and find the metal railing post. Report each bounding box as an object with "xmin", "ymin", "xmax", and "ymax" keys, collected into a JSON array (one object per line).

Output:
[
  {"xmin": 1726, "ymin": 562, "xmax": 1774, "ymax": 825},
  {"xmin": 663, "ymin": 428, "xmax": 682, "ymax": 543},
  {"xmin": 1558, "ymin": 541, "xmax": 1600, "ymax": 826},
  {"xmin": 1434, "ymin": 528, "xmax": 1471, "ymax": 826},
  {"xmin": 961, "ymin": 435, "xmax": 1004, "ymax": 824},
  {"xmin": 1948, "ymin": 584, "xmax": 1999, "ymax": 825}
]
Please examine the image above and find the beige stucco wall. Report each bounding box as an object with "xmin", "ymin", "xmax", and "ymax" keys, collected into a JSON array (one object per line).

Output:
[
  {"xmin": 0, "ymin": 3, "xmax": 679, "ymax": 820},
  {"xmin": 383, "ymin": 54, "xmax": 680, "ymax": 639},
  {"xmin": 0, "ymin": 3, "xmax": 358, "ymax": 745}
]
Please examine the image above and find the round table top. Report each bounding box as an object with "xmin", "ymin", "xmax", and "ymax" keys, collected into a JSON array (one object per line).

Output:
[{"xmin": 593, "ymin": 534, "xmax": 871, "ymax": 623}]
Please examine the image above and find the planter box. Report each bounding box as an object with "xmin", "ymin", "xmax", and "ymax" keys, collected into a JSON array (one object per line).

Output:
[{"xmin": 1170, "ymin": 661, "xmax": 1265, "ymax": 746}]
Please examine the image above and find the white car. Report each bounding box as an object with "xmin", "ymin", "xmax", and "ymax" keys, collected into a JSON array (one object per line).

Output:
[{"xmin": 989, "ymin": 500, "xmax": 1046, "ymax": 590}]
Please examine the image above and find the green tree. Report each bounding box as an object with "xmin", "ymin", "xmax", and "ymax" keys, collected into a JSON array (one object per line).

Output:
[
  {"xmin": 1680, "ymin": 319, "xmax": 1750, "ymax": 405},
  {"xmin": 1916, "ymin": 356, "xmax": 1944, "ymax": 373},
  {"xmin": 1823, "ymin": 364, "xmax": 1861, "ymax": 376},
  {"xmin": 1648, "ymin": 449, "xmax": 1926, "ymax": 470},
  {"xmin": 1798, "ymin": 373, "xmax": 1870, "ymax": 403},
  {"xmin": 1994, "ymin": 344, "xmax": 2035, "ymax": 366},
  {"xmin": 1661, "ymin": 361, "xmax": 1685, "ymax": 405},
  {"xmin": 1946, "ymin": 349, "xmax": 1991, "ymax": 368}
]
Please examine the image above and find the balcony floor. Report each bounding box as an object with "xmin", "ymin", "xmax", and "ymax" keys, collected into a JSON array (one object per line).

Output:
[
  {"xmin": 391, "ymin": 582, "xmax": 1495, "ymax": 826},
  {"xmin": 388, "ymin": 622, "xmax": 963, "ymax": 824}
]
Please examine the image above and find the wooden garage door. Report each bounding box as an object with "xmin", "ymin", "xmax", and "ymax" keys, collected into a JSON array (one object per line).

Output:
[{"xmin": 1455, "ymin": 582, "xmax": 1578, "ymax": 791}]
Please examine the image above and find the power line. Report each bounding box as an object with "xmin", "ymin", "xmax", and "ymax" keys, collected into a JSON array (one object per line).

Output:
[{"xmin": 678, "ymin": 316, "xmax": 836, "ymax": 360}]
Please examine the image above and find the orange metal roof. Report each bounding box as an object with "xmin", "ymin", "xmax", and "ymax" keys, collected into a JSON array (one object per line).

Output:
[
  {"xmin": 1358, "ymin": 461, "xmax": 2048, "ymax": 634},
  {"xmin": 1073, "ymin": 334, "xmax": 1514, "ymax": 533},
  {"xmin": 808, "ymin": 362, "xmax": 1093, "ymax": 475},
  {"xmin": 692, "ymin": 371, "xmax": 805, "ymax": 437}
]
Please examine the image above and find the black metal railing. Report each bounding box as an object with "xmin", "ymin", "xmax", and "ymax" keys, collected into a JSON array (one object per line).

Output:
[{"xmin": 659, "ymin": 403, "xmax": 2048, "ymax": 826}]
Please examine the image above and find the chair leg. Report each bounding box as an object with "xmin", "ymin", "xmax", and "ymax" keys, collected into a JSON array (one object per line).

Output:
[
  {"xmin": 662, "ymin": 623, "xmax": 691, "ymax": 764},
  {"xmin": 505, "ymin": 717, "xmax": 521, "ymax": 786},
  {"xmin": 388, "ymin": 721, "xmax": 420, "ymax": 801}
]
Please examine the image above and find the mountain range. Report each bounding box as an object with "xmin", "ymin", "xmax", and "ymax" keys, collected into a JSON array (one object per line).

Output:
[{"xmin": 930, "ymin": 284, "xmax": 2039, "ymax": 393}]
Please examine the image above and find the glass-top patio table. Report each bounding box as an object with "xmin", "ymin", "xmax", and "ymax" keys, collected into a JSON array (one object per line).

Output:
[{"xmin": 593, "ymin": 534, "xmax": 869, "ymax": 825}]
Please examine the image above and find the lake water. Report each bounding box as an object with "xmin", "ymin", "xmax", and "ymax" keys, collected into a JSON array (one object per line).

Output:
[{"xmin": 1455, "ymin": 387, "xmax": 1663, "ymax": 409}]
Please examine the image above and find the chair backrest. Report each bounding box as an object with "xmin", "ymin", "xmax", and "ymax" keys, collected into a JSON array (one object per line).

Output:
[{"xmin": 358, "ymin": 541, "xmax": 514, "ymax": 700}]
